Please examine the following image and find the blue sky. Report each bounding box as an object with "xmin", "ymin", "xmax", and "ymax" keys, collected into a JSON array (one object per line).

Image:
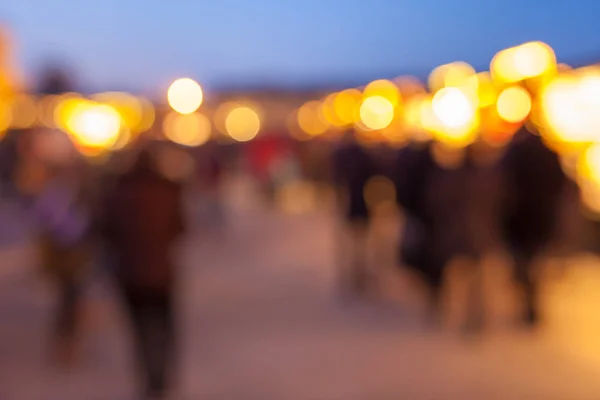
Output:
[{"xmin": 2, "ymin": 0, "xmax": 600, "ymax": 93}]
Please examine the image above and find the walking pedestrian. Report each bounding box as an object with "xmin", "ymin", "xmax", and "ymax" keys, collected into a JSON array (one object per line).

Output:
[{"xmin": 102, "ymin": 149, "xmax": 185, "ymax": 400}]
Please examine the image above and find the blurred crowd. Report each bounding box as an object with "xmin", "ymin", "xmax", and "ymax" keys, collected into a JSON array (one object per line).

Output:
[{"xmin": 3, "ymin": 39, "xmax": 600, "ymax": 400}]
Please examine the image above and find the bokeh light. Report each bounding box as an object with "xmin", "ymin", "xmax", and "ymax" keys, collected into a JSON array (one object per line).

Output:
[
  {"xmin": 496, "ymin": 86, "xmax": 532, "ymax": 123},
  {"xmin": 364, "ymin": 79, "xmax": 401, "ymax": 107},
  {"xmin": 474, "ymin": 72, "xmax": 498, "ymax": 108},
  {"xmin": 431, "ymin": 87, "xmax": 479, "ymax": 147},
  {"xmin": 38, "ymin": 95, "xmax": 61, "ymax": 128},
  {"xmin": 9, "ymin": 94, "xmax": 36, "ymax": 129},
  {"xmin": 332, "ymin": 89, "xmax": 362, "ymax": 126},
  {"xmin": 62, "ymin": 100, "xmax": 121, "ymax": 155},
  {"xmin": 491, "ymin": 41, "xmax": 556, "ymax": 84},
  {"xmin": 539, "ymin": 69, "xmax": 600, "ymax": 145},
  {"xmin": 167, "ymin": 78, "xmax": 203, "ymax": 114},
  {"xmin": 137, "ymin": 97, "xmax": 156, "ymax": 133},
  {"xmin": 359, "ymin": 96, "xmax": 395, "ymax": 131},
  {"xmin": 0, "ymin": 101, "xmax": 12, "ymax": 134},
  {"xmin": 429, "ymin": 62, "xmax": 476, "ymax": 92},
  {"xmin": 321, "ymin": 93, "xmax": 345, "ymax": 127},
  {"xmin": 578, "ymin": 143, "xmax": 600, "ymax": 185},
  {"xmin": 93, "ymin": 92, "xmax": 143, "ymax": 133},
  {"xmin": 225, "ymin": 105, "xmax": 261, "ymax": 142},
  {"xmin": 297, "ymin": 100, "xmax": 329, "ymax": 136},
  {"xmin": 163, "ymin": 112, "xmax": 211, "ymax": 147}
]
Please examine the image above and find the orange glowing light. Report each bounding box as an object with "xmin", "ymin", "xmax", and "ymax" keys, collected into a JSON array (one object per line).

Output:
[
  {"xmin": 226, "ymin": 106, "xmax": 261, "ymax": 142},
  {"xmin": 429, "ymin": 62, "xmax": 476, "ymax": 92},
  {"xmin": 9, "ymin": 95, "xmax": 36, "ymax": 129},
  {"xmin": 297, "ymin": 100, "xmax": 329, "ymax": 136},
  {"xmin": 364, "ymin": 79, "xmax": 401, "ymax": 107},
  {"xmin": 63, "ymin": 101, "xmax": 121, "ymax": 153},
  {"xmin": 333, "ymin": 89, "xmax": 362, "ymax": 126},
  {"xmin": 359, "ymin": 96, "xmax": 395, "ymax": 130},
  {"xmin": 163, "ymin": 112, "xmax": 211, "ymax": 147},
  {"xmin": 496, "ymin": 86, "xmax": 532, "ymax": 123},
  {"xmin": 491, "ymin": 41, "xmax": 556, "ymax": 84}
]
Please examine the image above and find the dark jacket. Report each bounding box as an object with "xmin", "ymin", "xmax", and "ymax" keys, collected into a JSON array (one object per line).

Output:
[
  {"xmin": 103, "ymin": 157, "xmax": 184, "ymax": 291},
  {"xmin": 501, "ymin": 130, "xmax": 567, "ymax": 254},
  {"xmin": 332, "ymin": 141, "xmax": 377, "ymax": 220}
]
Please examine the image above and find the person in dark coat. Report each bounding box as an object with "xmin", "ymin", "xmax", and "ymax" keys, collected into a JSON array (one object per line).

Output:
[
  {"xmin": 395, "ymin": 143, "xmax": 444, "ymax": 317},
  {"xmin": 332, "ymin": 131, "xmax": 377, "ymax": 297},
  {"xmin": 102, "ymin": 149, "xmax": 184, "ymax": 400},
  {"xmin": 501, "ymin": 128, "xmax": 567, "ymax": 326}
]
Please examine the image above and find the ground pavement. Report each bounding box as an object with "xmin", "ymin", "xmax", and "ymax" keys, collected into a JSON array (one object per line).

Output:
[{"xmin": 2, "ymin": 192, "xmax": 600, "ymax": 399}]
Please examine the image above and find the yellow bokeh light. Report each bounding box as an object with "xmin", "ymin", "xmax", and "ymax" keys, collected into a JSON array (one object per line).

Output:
[
  {"xmin": 359, "ymin": 95, "xmax": 394, "ymax": 131},
  {"xmin": 38, "ymin": 95, "xmax": 62, "ymax": 128},
  {"xmin": 321, "ymin": 93, "xmax": 345, "ymax": 127},
  {"xmin": 163, "ymin": 112, "xmax": 211, "ymax": 147},
  {"xmin": 137, "ymin": 97, "xmax": 156, "ymax": 133},
  {"xmin": 167, "ymin": 78, "xmax": 203, "ymax": 115},
  {"xmin": 64, "ymin": 101, "xmax": 121, "ymax": 153},
  {"xmin": 333, "ymin": 89, "xmax": 362, "ymax": 126},
  {"xmin": 496, "ymin": 86, "xmax": 531, "ymax": 123},
  {"xmin": 431, "ymin": 87, "xmax": 479, "ymax": 147},
  {"xmin": 364, "ymin": 79, "xmax": 401, "ymax": 107},
  {"xmin": 433, "ymin": 87, "xmax": 476, "ymax": 129},
  {"xmin": 0, "ymin": 101, "xmax": 12, "ymax": 133},
  {"xmin": 578, "ymin": 143, "xmax": 600, "ymax": 185},
  {"xmin": 429, "ymin": 62, "xmax": 476, "ymax": 92},
  {"xmin": 9, "ymin": 95, "xmax": 36, "ymax": 129},
  {"xmin": 54, "ymin": 96, "xmax": 84, "ymax": 132},
  {"xmin": 297, "ymin": 100, "xmax": 329, "ymax": 136},
  {"xmin": 491, "ymin": 41, "xmax": 556, "ymax": 84},
  {"xmin": 473, "ymin": 72, "xmax": 498, "ymax": 108},
  {"xmin": 226, "ymin": 106, "xmax": 261, "ymax": 142},
  {"xmin": 93, "ymin": 92, "xmax": 143, "ymax": 133},
  {"xmin": 540, "ymin": 69, "xmax": 600, "ymax": 145}
]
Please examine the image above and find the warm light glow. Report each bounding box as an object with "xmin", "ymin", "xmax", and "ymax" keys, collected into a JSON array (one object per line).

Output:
[
  {"xmin": 93, "ymin": 92, "xmax": 143, "ymax": 133},
  {"xmin": 167, "ymin": 78, "xmax": 203, "ymax": 114},
  {"xmin": 321, "ymin": 93, "xmax": 345, "ymax": 127},
  {"xmin": 433, "ymin": 87, "xmax": 476, "ymax": 129},
  {"xmin": 359, "ymin": 96, "xmax": 395, "ymax": 130},
  {"xmin": 333, "ymin": 89, "xmax": 362, "ymax": 126},
  {"xmin": 297, "ymin": 100, "xmax": 329, "ymax": 136},
  {"xmin": 0, "ymin": 102, "xmax": 12, "ymax": 133},
  {"xmin": 431, "ymin": 87, "xmax": 479, "ymax": 147},
  {"xmin": 38, "ymin": 95, "xmax": 61, "ymax": 128},
  {"xmin": 578, "ymin": 143, "xmax": 600, "ymax": 185},
  {"xmin": 64, "ymin": 101, "xmax": 121, "ymax": 154},
  {"xmin": 429, "ymin": 62, "xmax": 476, "ymax": 92},
  {"xmin": 540, "ymin": 69, "xmax": 600, "ymax": 145},
  {"xmin": 491, "ymin": 41, "xmax": 556, "ymax": 84},
  {"xmin": 473, "ymin": 72, "xmax": 497, "ymax": 108},
  {"xmin": 226, "ymin": 106, "xmax": 261, "ymax": 142},
  {"xmin": 496, "ymin": 86, "xmax": 532, "ymax": 123},
  {"xmin": 137, "ymin": 97, "xmax": 156, "ymax": 133},
  {"xmin": 364, "ymin": 79, "xmax": 401, "ymax": 107},
  {"xmin": 9, "ymin": 95, "xmax": 36, "ymax": 129},
  {"xmin": 163, "ymin": 112, "xmax": 211, "ymax": 147}
]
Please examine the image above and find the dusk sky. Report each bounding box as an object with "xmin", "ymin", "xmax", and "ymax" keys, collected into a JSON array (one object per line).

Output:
[{"xmin": 3, "ymin": 0, "xmax": 600, "ymax": 93}]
